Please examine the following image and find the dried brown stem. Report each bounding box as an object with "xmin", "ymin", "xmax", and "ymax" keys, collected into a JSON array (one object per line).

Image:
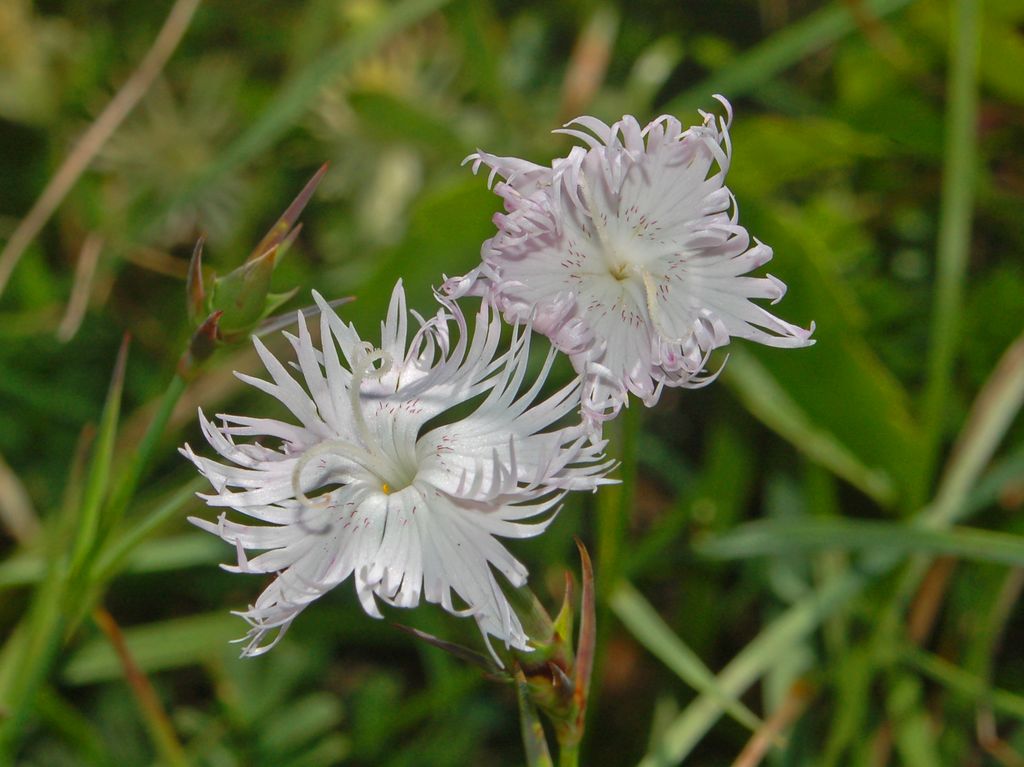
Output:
[
  {"xmin": 730, "ymin": 680, "xmax": 814, "ymax": 767},
  {"xmin": 57, "ymin": 233, "xmax": 104, "ymax": 342},
  {"xmin": 93, "ymin": 607, "xmax": 188, "ymax": 767},
  {"xmin": 0, "ymin": 0, "xmax": 202, "ymax": 296}
]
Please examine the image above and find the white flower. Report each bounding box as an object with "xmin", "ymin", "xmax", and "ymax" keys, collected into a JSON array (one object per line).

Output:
[
  {"xmin": 182, "ymin": 281, "xmax": 612, "ymax": 657},
  {"xmin": 447, "ymin": 98, "xmax": 814, "ymax": 425}
]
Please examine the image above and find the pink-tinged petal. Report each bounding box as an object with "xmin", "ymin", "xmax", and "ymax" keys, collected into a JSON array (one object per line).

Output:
[{"xmin": 451, "ymin": 99, "xmax": 813, "ymax": 424}]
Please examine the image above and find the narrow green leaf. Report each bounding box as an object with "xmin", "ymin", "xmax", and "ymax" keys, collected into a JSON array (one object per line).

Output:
[
  {"xmin": 905, "ymin": 647, "xmax": 1024, "ymax": 721},
  {"xmin": 62, "ymin": 612, "xmax": 244, "ymax": 685},
  {"xmin": 637, "ymin": 570, "xmax": 868, "ymax": 766},
  {"xmin": 725, "ymin": 350, "xmax": 896, "ymax": 505},
  {"xmin": 699, "ymin": 519, "xmax": 1024, "ymax": 568},
  {"xmin": 925, "ymin": 333, "xmax": 1024, "ymax": 530},
  {"xmin": 610, "ymin": 582, "xmax": 763, "ymax": 735},
  {"xmin": 920, "ymin": 0, "xmax": 983, "ymax": 502},
  {"xmin": 664, "ymin": 0, "xmax": 915, "ymax": 112},
  {"xmin": 68, "ymin": 335, "xmax": 130, "ymax": 577}
]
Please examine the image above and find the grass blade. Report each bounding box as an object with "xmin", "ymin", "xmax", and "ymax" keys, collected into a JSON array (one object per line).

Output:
[
  {"xmin": 180, "ymin": 0, "xmax": 452, "ymax": 198},
  {"xmin": 68, "ymin": 335, "xmax": 130, "ymax": 577},
  {"xmin": 637, "ymin": 570, "xmax": 868, "ymax": 766},
  {"xmin": 919, "ymin": 0, "xmax": 983, "ymax": 504},
  {"xmin": 610, "ymin": 582, "xmax": 764, "ymax": 735},
  {"xmin": 664, "ymin": 0, "xmax": 915, "ymax": 112},
  {"xmin": 725, "ymin": 350, "xmax": 895, "ymax": 505},
  {"xmin": 699, "ymin": 519, "xmax": 1024, "ymax": 568}
]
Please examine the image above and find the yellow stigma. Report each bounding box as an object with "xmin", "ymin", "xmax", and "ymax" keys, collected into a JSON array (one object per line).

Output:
[{"xmin": 381, "ymin": 483, "xmax": 391, "ymax": 495}]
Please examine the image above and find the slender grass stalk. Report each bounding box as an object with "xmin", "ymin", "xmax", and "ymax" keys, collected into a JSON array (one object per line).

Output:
[
  {"xmin": 0, "ymin": 560, "xmax": 67, "ymax": 757},
  {"xmin": 90, "ymin": 478, "xmax": 204, "ymax": 586},
  {"xmin": 917, "ymin": 0, "xmax": 982, "ymax": 507},
  {"xmin": 93, "ymin": 608, "xmax": 189, "ymax": 767},
  {"xmin": 67, "ymin": 336, "xmax": 129, "ymax": 578},
  {"xmin": 665, "ymin": 0, "xmax": 915, "ymax": 112},
  {"xmin": 0, "ymin": 0, "xmax": 202, "ymax": 297},
  {"xmin": 611, "ymin": 582, "xmax": 764, "ymax": 733}
]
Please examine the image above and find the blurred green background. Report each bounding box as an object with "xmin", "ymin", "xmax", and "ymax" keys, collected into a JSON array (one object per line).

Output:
[{"xmin": 1, "ymin": 0, "xmax": 1023, "ymax": 764}]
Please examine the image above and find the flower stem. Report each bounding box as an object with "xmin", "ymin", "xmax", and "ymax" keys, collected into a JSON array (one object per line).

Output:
[
  {"xmin": 516, "ymin": 670, "xmax": 555, "ymax": 767},
  {"xmin": 558, "ymin": 740, "xmax": 580, "ymax": 767},
  {"xmin": 596, "ymin": 404, "xmax": 639, "ymax": 596}
]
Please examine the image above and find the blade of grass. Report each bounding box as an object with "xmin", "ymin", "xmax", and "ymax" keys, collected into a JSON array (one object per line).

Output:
[
  {"xmin": 637, "ymin": 569, "xmax": 869, "ymax": 766},
  {"xmin": 724, "ymin": 350, "xmax": 895, "ymax": 506},
  {"xmin": 918, "ymin": 0, "xmax": 982, "ymax": 506},
  {"xmin": 180, "ymin": 0, "xmax": 452, "ymax": 200},
  {"xmin": 0, "ymin": 0, "xmax": 202, "ymax": 296},
  {"xmin": 610, "ymin": 582, "xmax": 764, "ymax": 734},
  {"xmin": 62, "ymin": 612, "xmax": 245, "ymax": 685},
  {"xmin": 91, "ymin": 478, "xmax": 206, "ymax": 585},
  {"xmin": 93, "ymin": 607, "xmax": 188, "ymax": 767},
  {"xmin": 905, "ymin": 647, "xmax": 1024, "ymax": 721},
  {"xmin": 699, "ymin": 519, "xmax": 1024, "ymax": 567},
  {"xmin": 103, "ymin": 372, "xmax": 187, "ymax": 533},
  {"xmin": 646, "ymin": 332, "xmax": 1024, "ymax": 763},
  {"xmin": 926, "ymin": 333, "xmax": 1024, "ymax": 531},
  {"xmin": 664, "ymin": 0, "xmax": 916, "ymax": 113},
  {"xmin": 68, "ymin": 336, "xmax": 130, "ymax": 577}
]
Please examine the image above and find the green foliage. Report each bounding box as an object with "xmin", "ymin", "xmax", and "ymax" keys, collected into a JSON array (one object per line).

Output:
[{"xmin": 1, "ymin": 0, "xmax": 1022, "ymax": 765}]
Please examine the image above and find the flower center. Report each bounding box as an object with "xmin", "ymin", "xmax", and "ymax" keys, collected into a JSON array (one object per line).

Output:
[
  {"xmin": 609, "ymin": 262, "xmax": 631, "ymax": 281},
  {"xmin": 291, "ymin": 346, "xmax": 420, "ymax": 507}
]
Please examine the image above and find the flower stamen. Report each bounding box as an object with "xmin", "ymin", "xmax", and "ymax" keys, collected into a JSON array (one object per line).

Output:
[
  {"xmin": 290, "ymin": 438, "xmax": 393, "ymax": 509},
  {"xmin": 348, "ymin": 347, "xmax": 393, "ymax": 452},
  {"xmin": 640, "ymin": 267, "xmax": 688, "ymax": 344}
]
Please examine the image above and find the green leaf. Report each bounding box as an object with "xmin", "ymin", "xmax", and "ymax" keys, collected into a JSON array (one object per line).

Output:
[
  {"xmin": 699, "ymin": 518, "xmax": 1024, "ymax": 567},
  {"xmin": 610, "ymin": 582, "xmax": 764, "ymax": 734},
  {"xmin": 348, "ymin": 89, "xmax": 463, "ymax": 156},
  {"xmin": 723, "ymin": 192, "xmax": 929, "ymax": 508},
  {"xmin": 68, "ymin": 335, "xmax": 130, "ymax": 577},
  {"xmin": 62, "ymin": 612, "xmax": 243, "ymax": 685},
  {"xmin": 637, "ymin": 570, "xmax": 868, "ymax": 766},
  {"xmin": 178, "ymin": 0, "xmax": 454, "ymax": 198},
  {"xmin": 515, "ymin": 669, "xmax": 554, "ymax": 767},
  {"xmin": 905, "ymin": 647, "xmax": 1024, "ymax": 721},
  {"xmin": 664, "ymin": 0, "xmax": 915, "ymax": 113}
]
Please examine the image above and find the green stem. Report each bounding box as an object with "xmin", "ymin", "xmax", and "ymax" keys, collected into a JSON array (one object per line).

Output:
[
  {"xmin": 596, "ymin": 405, "xmax": 639, "ymax": 596},
  {"xmin": 586, "ymin": 405, "xmax": 639, "ymax": 763},
  {"xmin": 516, "ymin": 671, "xmax": 554, "ymax": 767},
  {"xmin": 917, "ymin": 0, "xmax": 981, "ymax": 507},
  {"xmin": 558, "ymin": 740, "xmax": 580, "ymax": 767}
]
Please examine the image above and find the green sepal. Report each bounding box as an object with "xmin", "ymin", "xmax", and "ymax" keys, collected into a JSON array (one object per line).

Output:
[{"xmin": 210, "ymin": 248, "xmax": 277, "ymax": 338}]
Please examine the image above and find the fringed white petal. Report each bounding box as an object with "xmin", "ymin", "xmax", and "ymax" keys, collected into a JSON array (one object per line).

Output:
[{"xmin": 184, "ymin": 280, "xmax": 612, "ymax": 656}]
